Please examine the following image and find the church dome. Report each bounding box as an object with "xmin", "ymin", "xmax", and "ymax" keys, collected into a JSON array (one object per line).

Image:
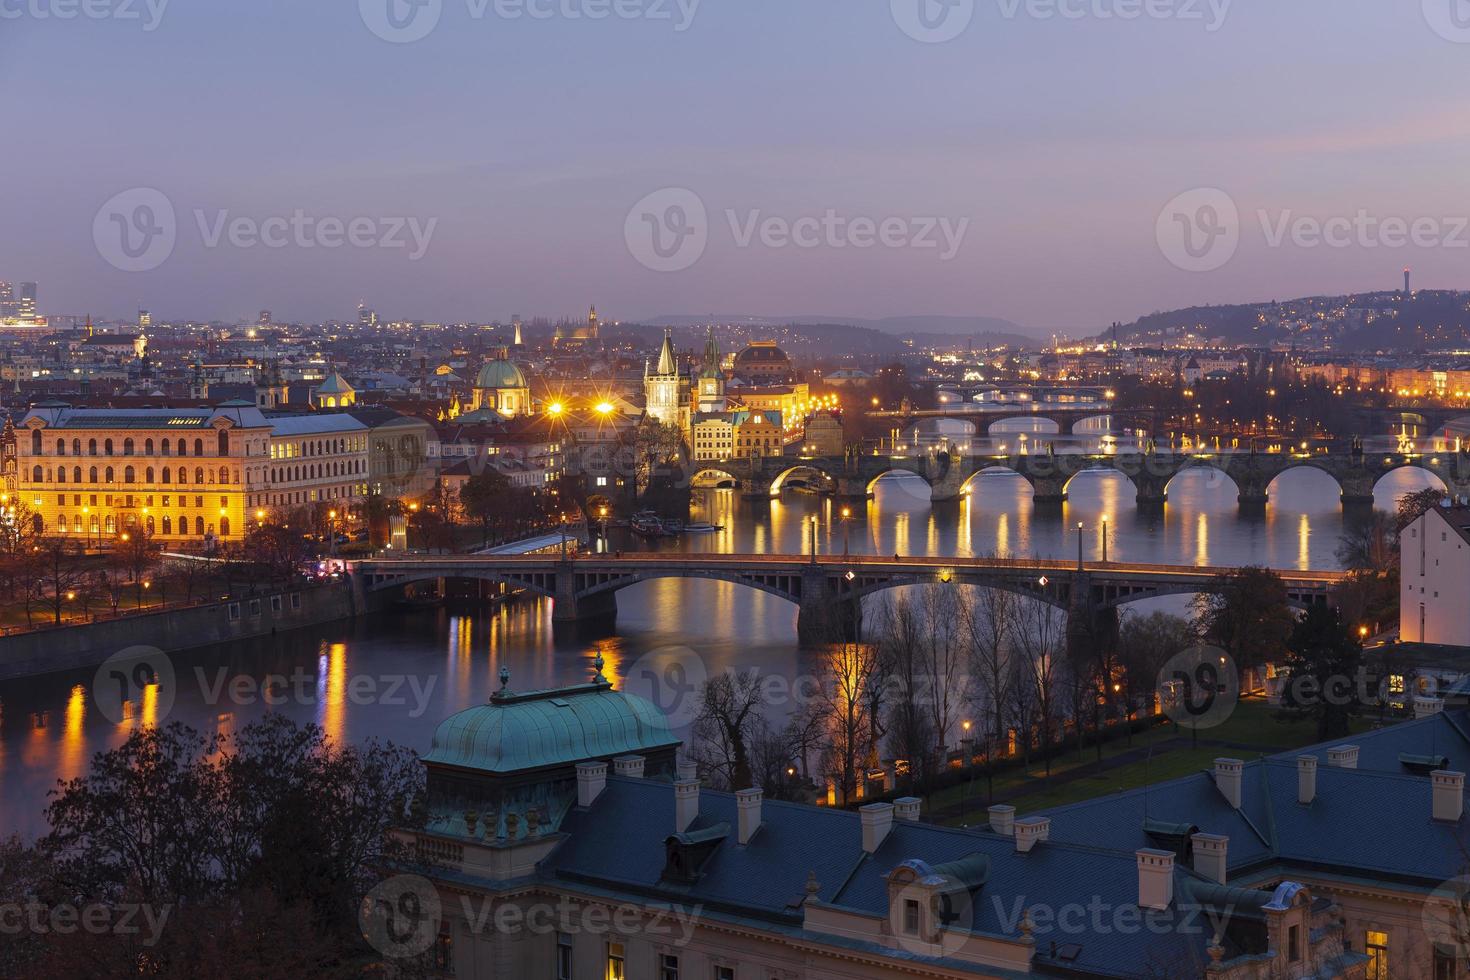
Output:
[
  {"xmin": 476, "ymin": 358, "xmax": 527, "ymax": 390},
  {"xmin": 733, "ymin": 342, "xmax": 793, "ymax": 381},
  {"xmin": 423, "ymin": 681, "xmax": 680, "ymax": 776}
]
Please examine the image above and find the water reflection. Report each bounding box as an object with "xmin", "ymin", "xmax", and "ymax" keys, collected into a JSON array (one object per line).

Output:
[{"xmin": 0, "ymin": 466, "xmax": 1447, "ymax": 838}]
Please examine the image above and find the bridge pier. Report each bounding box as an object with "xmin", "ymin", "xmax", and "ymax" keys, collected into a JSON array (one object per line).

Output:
[
  {"xmin": 834, "ymin": 477, "xmax": 873, "ymax": 503},
  {"xmin": 797, "ymin": 567, "xmax": 860, "ymax": 648},
  {"xmin": 1031, "ymin": 475, "xmax": 1068, "ymax": 509},
  {"xmin": 553, "ymin": 569, "xmax": 618, "ymax": 630}
]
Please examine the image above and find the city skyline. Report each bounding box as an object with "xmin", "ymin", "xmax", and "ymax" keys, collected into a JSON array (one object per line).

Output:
[{"xmin": 6, "ymin": 2, "xmax": 1470, "ymax": 330}]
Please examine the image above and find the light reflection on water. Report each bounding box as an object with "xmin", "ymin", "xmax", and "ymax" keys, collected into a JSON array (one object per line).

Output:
[{"xmin": 0, "ymin": 467, "xmax": 1443, "ymax": 837}]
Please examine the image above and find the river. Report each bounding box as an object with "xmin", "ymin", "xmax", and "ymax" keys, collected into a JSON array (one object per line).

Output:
[{"xmin": 0, "ymin": 464, "xmax": 1439, "ymax": 838}]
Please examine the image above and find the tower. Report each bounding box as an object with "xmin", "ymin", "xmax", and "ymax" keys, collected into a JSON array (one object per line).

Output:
[
  {"xmin": 255, "ymin": 360, "xmax": 287, "ymax": 409},
  {"xmin": 17, "ymin": 283, "xmax": 35, "ymax": 322},
  {"xmin": 1404, "ymin": 268, "xmax": 1412, "ymax": 295},
  {"xmin": 695, "ymin": 326, "xmax": 727, "ymax": 413},
  {"xmin": 512, "ymin": 314, "xmax": 524, "ymax": 348},
  {"xmin": 644, "ymin": 329, "xmax": 688, "ymax": 431}
]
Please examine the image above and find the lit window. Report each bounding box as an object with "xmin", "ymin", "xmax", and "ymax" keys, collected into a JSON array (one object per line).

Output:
[
  {"xmin": 1366, "ymin": 931, "xmax": 1389, "ymax": 980},
  {"xmin": 606, "ymin": 942, "xmax": 625, "ymax": 980},
  {"xmin": 660, "ymin": 954, "xmax": 679, "ymax": 980}
]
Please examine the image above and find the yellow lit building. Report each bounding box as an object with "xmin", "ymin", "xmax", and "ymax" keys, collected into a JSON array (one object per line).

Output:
[{"xmin": 18, "ymin": 403, "xmax": 274, "ymax": 543}]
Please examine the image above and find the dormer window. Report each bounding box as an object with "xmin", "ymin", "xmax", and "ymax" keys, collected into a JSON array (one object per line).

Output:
[{"xmin": 902, "ymin": 899, "xmax": 921, "ymax": 936}]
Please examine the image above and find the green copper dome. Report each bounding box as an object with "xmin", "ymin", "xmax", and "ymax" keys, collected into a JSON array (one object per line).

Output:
[
  {"xmin": 475, "ymin": 358, "xmax": 527, "ymax": 390},
  {"xmin": 423, "ymin": 681, "xmax": 680, "ymax": 776}
]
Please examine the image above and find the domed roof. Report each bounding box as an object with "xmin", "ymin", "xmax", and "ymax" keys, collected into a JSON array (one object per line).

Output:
[
  {"xmin": 475, "ymin": 358, "xmax": 527, "ymax": 390},
  {"xmin": 423, "ymin": 680, "xmax": 680, "ymax": 776},
  {"xmin": 733, "ymin": 342, "xmax": 791, "ymax": 367}
]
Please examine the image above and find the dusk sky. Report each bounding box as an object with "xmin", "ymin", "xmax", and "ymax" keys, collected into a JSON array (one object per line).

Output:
[{"xmin": 3, "ymin": 0, "xmax": 1468, "ymax": 332}]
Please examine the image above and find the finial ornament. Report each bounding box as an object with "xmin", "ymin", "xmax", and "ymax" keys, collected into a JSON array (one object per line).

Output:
[
  {"xmin": 493, "ymin": 665, "xmax": 510, "ymax": 700},
  {"xmin": 805, "ymin": 871, "xmax": 821, "ymax": 897},
  {"xmin": 592, "ymin": 648, "xmax": 607, "ymax": 685}
]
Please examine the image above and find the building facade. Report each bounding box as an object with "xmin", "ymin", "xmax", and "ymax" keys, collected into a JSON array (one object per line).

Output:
[
  {"xmin": 1401, "ymin": 503, "xmax": 1470, "ymax": 647},
  {"xmin": 263, "ymin": 415, "xmax": 369, "ymax": 512},
  {"xmin": 17, "ymin": 403, "xmax": 274, "ymax": 542}
]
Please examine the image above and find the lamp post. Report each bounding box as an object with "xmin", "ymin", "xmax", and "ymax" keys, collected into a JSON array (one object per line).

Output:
[
  {"xmin": 1101, "ymin": 516, "xmax": 1109, "ymax": 564},
  {"xmin": 1076, "ymin": 521, "xmax": 1085, "ymax": 571},
  {"xmin": 327, "ymin": 509, "xmax": 337, "ymax": 558},
  {"xmin": 840, "ymin": 505, "xmax": 852, "ymax": 559},
  {"xmin": 809, "ymin": 515, "xmax": 819, "ymax": 564},
  {"xmin": 960, "ymin": 720, "xmax": 973, "ymax": 826},
  {"xmin": 598, "ymin": 506, "xmax": 609, "ymax": 554}
]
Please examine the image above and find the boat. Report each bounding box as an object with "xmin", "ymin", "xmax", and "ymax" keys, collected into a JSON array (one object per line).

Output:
[
  {"xmin": 631, "ymin": 513, "xmax": 666, "ymax": 538},
  {"xmin": 684, "ymin": 522, "xmax": 723, "ymax": 533}
]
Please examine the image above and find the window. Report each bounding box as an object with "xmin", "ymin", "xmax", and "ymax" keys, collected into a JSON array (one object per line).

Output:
[
  {"xmin": 1288, "ymin": 924, "xmax": 1300, "ymax": 962},
  {"xmin": 606, "ymin": 942, "xmax": 625, "ymax": 980},
  {"xmin": 271, "ymin": 595, "xmax": 282, "ymax": 613},
  {"xmin": 434, "ymin": 928, "xmax": 454, "ymax": 975},
  {"xmin": 1435, "ymin": 947, "xmax": 1456, "ymax": 980},
  {"xmin": 227, "ymin": 602, "xmax": 241, "ymax": 622},
  {"xmin": 557, "ymin": 935, "xmax": 573, "ymax": 980},
  {"xmin": 1366, "ymin": 931, "xmax": 1389, "ymax": 980},
  {"xmin": 714, "ymin": 968, "xmax": 734, "ymax": 980},
  {"xmin": 660, "ymin": 954, "xmax": 679, "ymax": 980},
  {"xmin": 903, "ymin": 898, "xmax": 921, "ymax": 936}
]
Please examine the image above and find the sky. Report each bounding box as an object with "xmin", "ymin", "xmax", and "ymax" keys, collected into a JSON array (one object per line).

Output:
[{"xmin": 2, "ymin": 0, "xmax": 1469, "ymax": 334}]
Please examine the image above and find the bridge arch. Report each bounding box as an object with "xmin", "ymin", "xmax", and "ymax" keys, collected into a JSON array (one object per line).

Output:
[
  {"xmin": 574, "ymin": 569, "xmax": 803, "ymax": 605},
  {"xmin": 1161, "ymin": 458, "xmax": 1242, "ymax": 499},
  {"xmin": 362, "ymin": 569, "xmax": 557, "ymax": 599},
  {"xmin": 1369, "ymin": 461, "xmax": 1448, "ymax": 499},
  {"xmin": 866, "ymin": 468, "xmax": 933, "ymax": 499},
  {"xmin": 691, "ymin": 467, "xmax": 739, "ymax": 489},
  {"xmin": 769, "ymin": 464, "xmax": 838, "ymax": 496},
  {"xmin": 986, "ymin": 415, "xmax": 1061, "ymax": 437},
  {"xmin": 960, "ymin": 465, "xmax": 1035, "ymax": 496}
]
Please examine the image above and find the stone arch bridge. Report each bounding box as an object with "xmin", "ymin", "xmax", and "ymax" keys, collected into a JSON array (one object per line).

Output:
[
  {"xmin": 694, "ymin": 446, "xmax": 1470, "ymax": 510},
  {"xmin": 351, "ymin": 553, "xmax": 1344, "ymax": 650}
]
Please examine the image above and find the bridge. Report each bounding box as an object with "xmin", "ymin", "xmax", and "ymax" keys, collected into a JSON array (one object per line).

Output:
[
  {"xmin": 692, "ymin": 445, "xmax": 1470, "ymax": 511},
  {"xmin": 872, "ymin": 404, "xmax": 1156, "ymax": 437},
  {"xmin": 350, "ymin": 553, "xmax": 1346, "ymax": 649}
]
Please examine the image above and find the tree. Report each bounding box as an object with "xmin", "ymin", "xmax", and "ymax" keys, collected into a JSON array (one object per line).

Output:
[
  {"xmin": 111, "ymin": 528, "xmax": 161, "ymax": 608},
  {"xmin": 815, "ymin": 642, "xmax": 882, "ymax": 805},
  {"xmin": 1195, "ymin": 566, "xmax": 1296, "ymax": 675},
  {"xmin": 243, "ymin": 521, "xmax": 309, "ymax": 587},
  {"xmin": 690, "ymin": 670, "xmax": 765, "ymax": 790},
  {"xmin": 1278, "ymin": 605, "xmax": 1363, "ymax": 740},
  {"xmin": 633, "ymin": 420, "xmax": 687, "ymax": 504},
  {"xmin": 1117, "ymin": 611, "xmax": 1197, "ymax": 722},
  {"xmin": 1397, "ymin": 486, "xmax": 1446, "ymax": 532},
  {"xmin": 1009, "ymin": 598, "xmax": 1066, "ymax": 777},
  {"xmin": 459, "ymin": 468, "xmax": 514, "ymax": 546},
  {"xmin": 1335, "ymin": 509, "xmax": 1398, "ymax": 573},
  {"xmin": 35, "ymin": 538, "xmax": 88, "ymax": 626},
  {"xmin": 963, "ymin": 584, "xmax": 1019, "ymax": 753}
]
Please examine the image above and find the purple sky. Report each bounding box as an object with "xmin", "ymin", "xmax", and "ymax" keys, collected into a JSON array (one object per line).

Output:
[{"xmin": 2, "ymin": 0, "xmax": 1467, "ymax": 333}]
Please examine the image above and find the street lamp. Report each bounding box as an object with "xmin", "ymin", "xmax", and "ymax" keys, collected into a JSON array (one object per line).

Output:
[
  {"xmin": 1100, "ymin": 516, "xmax": 1109, "ymax": 563},
  {"xmin": 598, "ymin": 505, "xmax": 609, "ymax": 553},
  {"xmin": 840, "ymin": 505, "xmax": 852, "ymax": 559},
  {"xmin": 808, "ymin": 516, "xmax": 820, "ymax": 564},
  {"xmin": 1076, "ymin": 521, "xmax": 1085, "ymax": 570},
  {"xmin": 328, "ymin": 509, "xmax": 338, "ymax": 557}
]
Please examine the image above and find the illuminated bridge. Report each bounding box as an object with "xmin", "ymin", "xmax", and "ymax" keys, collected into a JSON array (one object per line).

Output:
[
  {"xmin": 692, "ymin": 445, "xmax": 1470, "ymax": 511},
  {"xmin": 350, "ymin": 553, "xmax": 1347, "ymax": 648}
]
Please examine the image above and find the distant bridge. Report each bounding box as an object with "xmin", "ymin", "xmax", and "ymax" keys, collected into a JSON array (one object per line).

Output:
[
  {"xmin": 691, "ymin": 446, "xmax": 1470, "ymax": 511},
  {"xmin": 351, "ymin": 553, "xmax": 1346, "ymax": 648}
]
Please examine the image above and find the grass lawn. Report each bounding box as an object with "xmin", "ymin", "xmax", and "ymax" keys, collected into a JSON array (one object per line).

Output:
[{"xmin": 931, "ymin": 699, "xmax": 1382, "ymax": 825}]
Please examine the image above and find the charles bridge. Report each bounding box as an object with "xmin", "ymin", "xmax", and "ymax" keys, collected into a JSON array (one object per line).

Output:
[{"xmin": 693, "ymin": 444, "xmax": 1470, "ymax": 511}]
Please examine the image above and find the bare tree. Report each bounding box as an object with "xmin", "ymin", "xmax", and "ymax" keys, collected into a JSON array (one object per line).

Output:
[
  {"xmin": 964, "ymin": 584, "xmax": 1019, "ymax": 752},
  {"xmin": 1009, "ymin": 598, "xmax": 1066, "ymax": 777},
  {"xmin": 915, "ymin": 584, "xmax": 966, "ymax": 762},
  {"xmin": 815, "ymin": 642, "xmax": 882, "ymax": 806},
  {"xmin": 690, "ymin": 670, "xmax": 765, "ymax": 791}
]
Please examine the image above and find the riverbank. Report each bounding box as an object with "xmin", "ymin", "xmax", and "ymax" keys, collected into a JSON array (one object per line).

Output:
[{"xmin": 0, "ymin": 582, "xmax": 365, "ymax": 681}]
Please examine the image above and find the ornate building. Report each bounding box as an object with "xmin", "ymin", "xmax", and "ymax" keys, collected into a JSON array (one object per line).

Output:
[
  {"xmin": 553, "ymin": 306, "xmax": 602, "ymax": 349},
  {"xmin": 643, "ymin": 330, "xmax": 689, "ymax": 432},
  {"xmin": 471, "ymin": 350, "xmax": 531, "ymax": 419},
  {"xmin": 695, "ymin": 327, "xmax": 727, "ymax": 414}
]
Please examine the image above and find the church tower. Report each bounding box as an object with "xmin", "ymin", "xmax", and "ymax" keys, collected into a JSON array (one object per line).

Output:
[{"xmin": 695, "ymin": 326, "xmax": 726, "ymax": 413}]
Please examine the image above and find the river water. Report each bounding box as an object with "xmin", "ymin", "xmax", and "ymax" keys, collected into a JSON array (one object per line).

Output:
[{"xmin": 0, "ymin": 462, "xmax": 1439, "ymax": 838}]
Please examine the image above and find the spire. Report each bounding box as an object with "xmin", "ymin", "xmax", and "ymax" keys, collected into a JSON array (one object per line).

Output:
[
  {"xmin": 513, "ymin": 320, "xmax": 523, "ymax": 347},
  {"xmin": 655, "ymin": 328, "xmax": 677, "ymax": 376},
  {"xmin": 700, "ymin": 326, "xmax": 722, "ymax": 379}
]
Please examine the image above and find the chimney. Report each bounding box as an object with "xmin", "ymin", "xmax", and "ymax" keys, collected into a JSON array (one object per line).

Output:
[
  {"xmin": 894, "ymin": 797, "xmax": 922, "ymax": 822},
  {"xmin": 860, "ymin": 803, "xmax": 895, "ymax": 853},
  {"xmin": 1191, "ymin": 833, "xmax": 1228, "ymax": 885},
  {"xmin": 736, "ymin": 788, "xmax": 763, "ymax": 844},
  {"xmin": 1015, "ymin": 817, "xmax": 1050, "ymax": 854},
  {"xmin": 613, "ymin": 755, "xmax": 645, "ymax": 779},
  {"xmin": 1433, "ymin": 771, "xmax": 1465, "ymax": 823},
  {"xmin": 576, "ymin": 761, "xmax": 607, "ymax": 808},
  {"xmin": 1137, "ymin": 849, "xmax": 1175, "ymax": 911},
  {"xmin": 677, "ymin": 758, "xmax": 699, "ymax": 782},
  {"xmin": 1327, "ymin": 745, "xmax": 1359, "ymax": 770},
  {"xmin": 1416, "ymin": 697, "xmax": 1446, "ymax": 720},
  {"xmin": 1298, "ymin": 755, "xmax": 1318, "ymax": 805},
  {"xmin": 674, "ymin": 778, "xmax": 700, "ymax": 833},
  {"xmin": 1213, "ymin": 758, "xmax": 1244, "ymax": 809},
  {"xmin": 989, "ymin": 804, "xmax": 1016, "ymax": 837}
]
